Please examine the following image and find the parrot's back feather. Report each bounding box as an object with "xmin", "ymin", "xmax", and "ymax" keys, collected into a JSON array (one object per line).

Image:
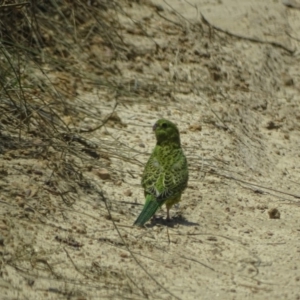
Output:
[{"xmin": 133, "ymin": 195, "xmax": 161, "ymax": 226}]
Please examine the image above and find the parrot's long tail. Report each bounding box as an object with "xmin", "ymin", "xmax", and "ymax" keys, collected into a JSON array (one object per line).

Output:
[{"xmin": 133, "ymin": 196, "xmax": 161, "ymax": 226}]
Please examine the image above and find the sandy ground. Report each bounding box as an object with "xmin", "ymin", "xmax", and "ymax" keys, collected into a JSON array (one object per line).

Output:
[{"xmin": 1, "ymin": 0, "xmax": 300, "ymax": 299}]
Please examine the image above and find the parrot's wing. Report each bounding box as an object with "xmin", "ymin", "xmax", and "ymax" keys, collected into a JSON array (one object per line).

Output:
[{"xmin": 142, "ymin": 148, "xmax": 188, "ymax": 203}]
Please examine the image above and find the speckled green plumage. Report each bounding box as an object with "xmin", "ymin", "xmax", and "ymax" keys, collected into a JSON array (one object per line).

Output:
[{"xmin": 134, "ymin": 119, "xmax": 188, "ymax": 226}]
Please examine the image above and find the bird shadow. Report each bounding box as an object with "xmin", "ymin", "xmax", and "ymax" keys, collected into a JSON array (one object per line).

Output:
[{"xmin": 146, "ymin": 214, "xmax": 199, "ymax": 228}]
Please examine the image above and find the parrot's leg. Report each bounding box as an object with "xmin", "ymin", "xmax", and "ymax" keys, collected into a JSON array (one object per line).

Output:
[{"xmin": 166, "ymin": 207, "xmax": 170, "ymax": 221}]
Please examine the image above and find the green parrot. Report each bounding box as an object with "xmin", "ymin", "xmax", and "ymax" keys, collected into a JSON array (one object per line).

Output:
[{"xmin": 133, "ymin": 119, "xmax": 189, "ymax": 226}]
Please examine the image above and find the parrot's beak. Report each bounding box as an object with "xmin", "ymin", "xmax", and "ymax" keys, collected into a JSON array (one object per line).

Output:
[{"xmin": 153, "ymin": 123, "xmax": 158, "ymax": 131}]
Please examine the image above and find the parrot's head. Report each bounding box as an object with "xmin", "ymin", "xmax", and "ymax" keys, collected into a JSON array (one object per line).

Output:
[{"xmin": 153, "ymin": 119, "xmax": 181, "ymax": 146}]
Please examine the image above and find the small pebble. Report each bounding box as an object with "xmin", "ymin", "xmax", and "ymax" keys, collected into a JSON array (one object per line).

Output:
[
  {"xmin": 268, "ymin": 208, "xmax": 280, "ymax": 219},
  {"xmin": 95, "ymin": 168, "xmax": 111, "ymax": 180},
  {"xmin": 124, "ymin": 189, "xmax": 132, "ymax": 197},
  {"xmin": 189, "ymin": 124, "xmax": 202, "ymax": 132}
]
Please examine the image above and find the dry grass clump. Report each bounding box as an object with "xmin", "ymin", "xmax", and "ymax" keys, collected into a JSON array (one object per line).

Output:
[
  {"xmin": 0, "ymin": 0, "xmax": 132, "ymax": 196},
  {"xmin": 0, "ymin": 1, "xmax": 145, "ymax": 299}
]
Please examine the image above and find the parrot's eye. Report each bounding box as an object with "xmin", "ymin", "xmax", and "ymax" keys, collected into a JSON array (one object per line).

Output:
[{"xmin": 161, "ymin": 123, "xmax": 168, "ymax": 128}]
